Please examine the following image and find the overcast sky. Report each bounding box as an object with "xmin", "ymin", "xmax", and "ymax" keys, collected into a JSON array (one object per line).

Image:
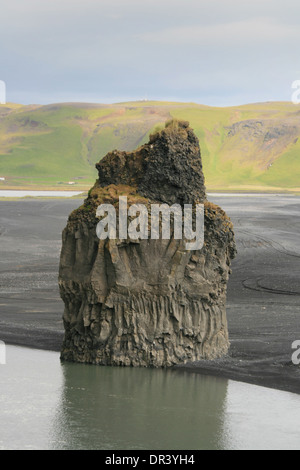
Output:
[{"xmin": 1, "ymin": 0, "xmax": 300, "ymax": 105}]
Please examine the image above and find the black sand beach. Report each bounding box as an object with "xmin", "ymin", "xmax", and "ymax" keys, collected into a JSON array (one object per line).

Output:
[{"xmin": 0, "ymin": 195, "xmax": 299, "ymax": 394}]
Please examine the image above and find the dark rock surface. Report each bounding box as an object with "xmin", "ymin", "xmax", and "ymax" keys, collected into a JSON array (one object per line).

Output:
[
  {"xmin": 1, "ymin": 195, "xmax": 300, "ymax": 393},
  {"xmin": 59, "ymin": 121, "xmax": 236, "ymax": 367},
  {"xmin": 96, "ymin": 120, "xmax": 206, "ymax": 205}
]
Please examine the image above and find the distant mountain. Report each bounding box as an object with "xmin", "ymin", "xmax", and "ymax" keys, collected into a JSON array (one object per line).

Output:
[{"xmin": 0, "ymin": 100, "xmax": 299, "ymax": 191}]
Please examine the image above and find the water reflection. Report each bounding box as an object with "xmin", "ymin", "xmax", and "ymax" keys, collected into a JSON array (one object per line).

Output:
[
  {"xmin": 1, "ymin": 347, "xmax": 300, "ymax": 450},
  {"xmin": 52, "ymin": 364, "xmax": 229, "ymax": 450}
]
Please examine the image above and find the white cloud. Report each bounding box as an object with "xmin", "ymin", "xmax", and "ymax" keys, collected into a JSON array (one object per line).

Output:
[
  {"xmin": 139, "ymin": 18, "xmax": 299, "ymax": 46},
  {"xmin": 1, "ymin": 0, "xmax": 300, "ymax": 105}
]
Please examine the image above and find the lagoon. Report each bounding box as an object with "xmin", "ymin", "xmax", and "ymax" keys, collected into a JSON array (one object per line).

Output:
[{"xmin": 0, "ymin": 345, "xmax": 300, "ymax": 450}]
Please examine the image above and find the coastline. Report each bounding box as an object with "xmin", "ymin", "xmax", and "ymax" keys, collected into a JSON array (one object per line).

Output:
[{"xmin": 0, "ymin": 195, "xmax": 299, "ymax": 395}]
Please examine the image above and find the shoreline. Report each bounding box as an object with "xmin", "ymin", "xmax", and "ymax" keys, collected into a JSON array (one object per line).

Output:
[
  {"xmin": 2, "ymin": 331, "xmax": 300, "ymax": 396},
  {"xmin": 0, "ymin": 191, "xmax": 300, "ymax": 204},
  {"xmin": 1, "ymin": 188, "xmax": 300, "ymax": 195},
  {"xmin": 0, "ymin": 196, "xmax": 299, "ymax": 396},
  {"xmin": 2, "ymin": 335, "xmax": 300, "ymax": 396}
]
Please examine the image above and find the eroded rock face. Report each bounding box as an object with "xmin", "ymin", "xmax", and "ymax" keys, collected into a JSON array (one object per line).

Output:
[
  {"xmin": 59, "ymin": 120, "xmax": 236, "ymax": 367},
  {"xmin": 96, "ymin": 120, "xmax": 206, "ymax": 205}
]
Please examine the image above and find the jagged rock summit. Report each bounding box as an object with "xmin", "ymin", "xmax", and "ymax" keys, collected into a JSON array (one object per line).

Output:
[
  {"xmin": 59, "ymin": 120, "xmax": 236, "ymax": 367},
  {"xmin": 96, "ymin": 119, "xmax": 206, "ymax": 205}
]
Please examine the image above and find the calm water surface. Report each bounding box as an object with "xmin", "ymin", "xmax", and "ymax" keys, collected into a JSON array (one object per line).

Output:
[{"xmin": 0, "ymin": 346, "xmax": 299, "ymax": 450}]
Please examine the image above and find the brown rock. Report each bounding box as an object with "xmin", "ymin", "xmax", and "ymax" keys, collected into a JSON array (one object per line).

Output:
[{"xmin": 59, "ymin": 120, "xmax": 236, "ymax": 367}]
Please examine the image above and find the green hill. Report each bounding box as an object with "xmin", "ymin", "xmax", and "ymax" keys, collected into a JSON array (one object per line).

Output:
[{"xmin": 0, "ymin": 100, "xmax": 299, "ymax": 192}]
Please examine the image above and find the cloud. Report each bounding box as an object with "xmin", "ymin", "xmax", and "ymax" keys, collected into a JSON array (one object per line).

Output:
[
  {"xmin": 0, "ymin": 0, "xmax": 300, "ymax": 104},
  {"xmin": 139, "ymin": 18, "xmax": 299, "ymax": 46}
]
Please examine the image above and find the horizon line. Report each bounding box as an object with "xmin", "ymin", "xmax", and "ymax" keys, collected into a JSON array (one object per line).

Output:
[{"xmin": 0, "ymin": 99, "xmax": 297, "ymax": 109}]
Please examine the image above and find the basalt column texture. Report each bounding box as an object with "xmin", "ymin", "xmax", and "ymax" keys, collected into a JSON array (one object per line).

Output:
[{"xmin": 59, "ymin": 120, "xmax": 236, "ymax": 367}]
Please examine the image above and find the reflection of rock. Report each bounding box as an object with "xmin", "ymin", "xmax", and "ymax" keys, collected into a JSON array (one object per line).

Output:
[
  {"xmin": 52, "ymin": 364, "xmax": 228, "ymax": 450},
  {"xmin": 59, "ymin": 120, "xmax": 236, "ymax": 367}
]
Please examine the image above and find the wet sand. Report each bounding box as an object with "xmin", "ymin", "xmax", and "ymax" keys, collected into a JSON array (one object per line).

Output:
[{"xmin": 0, "ymin": 195, "xmax": 300, "ymax": 394}]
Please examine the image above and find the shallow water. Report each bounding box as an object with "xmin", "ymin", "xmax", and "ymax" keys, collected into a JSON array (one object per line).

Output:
[
  {"xmin": 0, "ymin": 346, "xmax": 299, "ymax": 450},
  {"xmin": 0, "ymin": 190, "xmax": 83, "ymax": 198}
]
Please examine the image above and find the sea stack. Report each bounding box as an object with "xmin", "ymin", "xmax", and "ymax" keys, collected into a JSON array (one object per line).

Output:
[{"xmin": 59, "ymin": 120, "xmax": 236, "ymax": 367}]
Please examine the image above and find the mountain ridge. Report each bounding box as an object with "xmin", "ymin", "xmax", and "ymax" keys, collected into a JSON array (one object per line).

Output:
[{"xmin": 0, "ymin": 100, "xmax": 299, "ymax": 192}]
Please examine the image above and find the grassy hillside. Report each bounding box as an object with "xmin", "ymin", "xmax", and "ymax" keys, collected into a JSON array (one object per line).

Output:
[{"xmin": 0, "ymin": 100, "xmax": 299, "ymax": 192}]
